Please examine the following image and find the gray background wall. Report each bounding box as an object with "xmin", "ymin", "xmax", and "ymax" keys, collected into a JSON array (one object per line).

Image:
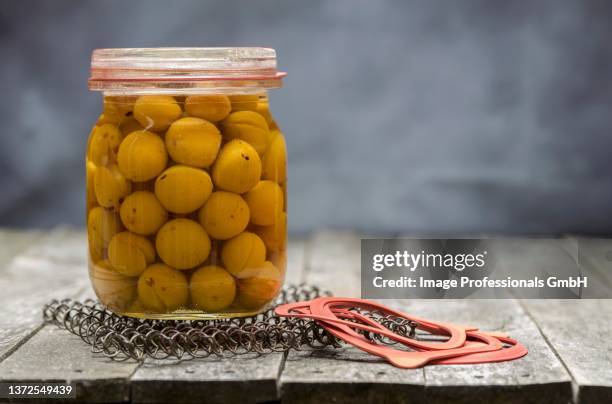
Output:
[{"xmin": 1, "ymin": 0, "xmax": 612, "ymax": 234}]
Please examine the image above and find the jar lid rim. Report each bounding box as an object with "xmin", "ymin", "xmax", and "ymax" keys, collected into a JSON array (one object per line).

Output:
[{"xmin": 89, "ymin": 47, "xmax": 286, "ymax": 91}]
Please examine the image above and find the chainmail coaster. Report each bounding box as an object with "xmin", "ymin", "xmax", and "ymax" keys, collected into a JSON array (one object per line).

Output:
[{"xmin": 42, "ymin": 284, "xmax": 417, "ymax": 361}]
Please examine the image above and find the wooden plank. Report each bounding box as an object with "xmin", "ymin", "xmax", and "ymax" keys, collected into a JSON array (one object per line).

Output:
[
  {"xmin": 131, "ymin": 354, "xmax": 283, "ymax": 404},
  {"xmin": 281, "ymin": 347, "xmax": 425, "ymax": 404},
  {"xmin": 280, "ymin": 232, "xmax": 426, "ymax": 403},
  {"xmin": 522, "ymin": 299, "xmax": 612, "ymax": 404},
  {"xmin": 398, "ymin": 299, "xmax": 573, "ymax": 404},
  {"xmin": 0, "ymin": 227, "xmax": 90, "ymax": 361},
  {"xmin": 15, "ymin": 226, "xmax": 88, "ymax": 266},
  {"xmin": 573, "ymin": 237, "xmax": 612, "ymax": 292},
  {"xmin": 303, "ymin": 231, "xmax": 361, "ymax": 296},
  {"xmin": 0, "ymin": 228, "xmax": 44, "ymax": 272},
  {"xmin": 0, "ymin": 326, "xmax": 135, "ymax": 403},
  {"xmin": 285, "ymin": 237, "xmax": 307, "ymax": 285}
]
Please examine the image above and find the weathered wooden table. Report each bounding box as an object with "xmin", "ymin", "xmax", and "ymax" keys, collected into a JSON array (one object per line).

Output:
[{"xmin": 0, "ymin": 227, "xmax": 611, "ymax": 403}]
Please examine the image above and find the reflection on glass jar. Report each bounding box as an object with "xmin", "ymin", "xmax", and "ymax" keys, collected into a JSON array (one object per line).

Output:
[{"xmin": 86, "ymin": 48, "xmax": 287, "ymax": 319}]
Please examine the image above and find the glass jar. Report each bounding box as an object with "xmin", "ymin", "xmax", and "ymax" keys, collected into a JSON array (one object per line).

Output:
[{"xmin": 86, "ymin": 48, "xmax": 287, "ymax": 319}]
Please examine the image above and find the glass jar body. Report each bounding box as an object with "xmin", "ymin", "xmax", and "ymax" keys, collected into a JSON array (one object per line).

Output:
[{"xmin": 86, "ymin": 92, "xmax": 287, "ymax": 319}]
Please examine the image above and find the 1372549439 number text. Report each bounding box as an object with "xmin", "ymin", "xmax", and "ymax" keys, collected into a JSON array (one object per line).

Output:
[{"xmin": 0, "ymin": 383, "xmax": 76, "ymax": 399}]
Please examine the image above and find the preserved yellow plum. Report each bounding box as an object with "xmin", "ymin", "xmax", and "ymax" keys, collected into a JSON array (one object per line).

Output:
[
  {"xmin": 255, "ymin": 101, "xmax": 274, "ymax": 126},
  {"xmin": 119, "ymin": 191, "xmax": 168, "ymax": 235},
  {"xmin": 88, "ymin": 124, "xmax": 123, "ymax": 166},
  {"xmin": 221, "ymin": 232, "xmax": 266, "ymax": 278},
  {"xmin": 212, "ymin": 140, "xmax": 261, "ymax": 194},
  {"xmin": 244, "ymin": 180, "xmax": 284, "ymax": 226},
  {"xmin": 87, "ymin": 47, "xmax": 287, "ymax": 319},
  {"xmin": 165, "ymin": 117, "xmax": 222, "ymax": 168},
  {"xmin": 190, "ymin": 265, "xmax": 236, "ymax": 311},
  {"xmin": 109, "ymin": 240, "xmax": 146, "ymax": 276},
  {"xmin": 91, "ymin": 260, "xmax": 136, "ymax": 311},
  {"xmin": 155, "ymin": 218, "xmax": 211, "ymax": 270},
  {"xmin": 237, "ymin": 261, "xmax": 282, "ymax": 309},
  {"xmin": 87, "ymin": 207, "xmax": 123, "ymax": 262},
  {"xmin": 137, "ymin": 263, "xmax": 189, "ymax": 312},
  {"xmin": 155, "ymin": 165, "xmax": 213, "ymax": 213},
  {"xmin": 133, "ymin": 95, "xmax": 182, "ymax": 131},
  {"xmin": 198, "ymin": 191, "xmax": 249, "ymax": 240},
  {"xmin": 220, "ymin": 111, "xmax": 271, "ymax": 155},
  {"xmin": 103, "ymin": 96, "xmax": 135, "ymax": 124},
  {"xmin": 255, "ymin": 212, "xmax": 287, "ymax": 253},
  {"xmin": 108, "ymin": 232, "xmax": 155, "ymax": 276},
  {"xmin": 94, "ymin": 164, "xmax": 131, "ymax": 209},
  {"xmin": 117, "ymin": 130, "xmax": 168, "ymax": 182},
  {"xmin": 262, "ymin": 131, "xmax": 287, "ymax": 183},
  {"xmin": 185, "ymin": 95, "xmax": 231, "ymax": 122},
  {"xmin": 86, "ymin": 161, "xmax": 98, "ymax": 210}
]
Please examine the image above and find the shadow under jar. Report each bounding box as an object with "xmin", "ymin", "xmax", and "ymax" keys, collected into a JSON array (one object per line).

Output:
[{"xmin": 86, "ymin": 48, "xmax": 287, "ymax": 319}]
